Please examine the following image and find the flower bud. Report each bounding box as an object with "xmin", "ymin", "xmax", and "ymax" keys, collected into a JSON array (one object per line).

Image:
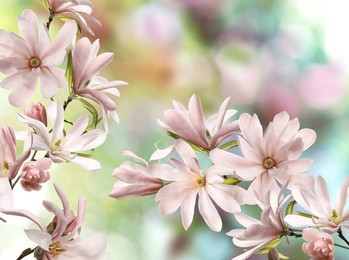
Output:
[
  {"xmin": 302, "ymin": 228, "xmax": 334, "ymax": 260},
  {"xmin": 20, "ymin": 158, "xmax": 51, "ymax": 191},
  {"xmin": 25, "ymin": 102, "xmax": 47, "ymax": 126}
]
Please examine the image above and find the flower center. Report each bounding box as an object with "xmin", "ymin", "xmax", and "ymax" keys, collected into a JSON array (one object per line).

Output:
[
  {"xmin": 263, "ymin": 158, "xmax": 275, "ymax": 169},
  {"xmin": 49, "ymin": 241, "xmax": 66, "ymax": 257},
  {"xmin": 1, "ymin": 161, "xmax": 10, "ymax": 177},
  {"xmin": 29, "ymin": 57, "xmax": 41, "ymax": 68},
  {"xmin": 330, "ymin": 209, "xmax": 341, "ymax": 225},
  {"xmin": 195, "ymin": 176, "xmax": 206, "ymax": 187}
]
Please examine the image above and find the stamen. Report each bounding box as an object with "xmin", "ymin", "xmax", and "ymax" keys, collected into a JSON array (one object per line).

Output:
[
  {"xmin": 263, "ymin": 158, "xmax": 275, "ymax": 169},
  {"xmin": 49, "ymin": 241, "xmax": 66, "ymax": 257},
  {"xmin": 195, "ymin": 176, "xmax": 206, "ymax": 187},
  {"xmin": 29, "ymin": 57, "xmax": 41, "ymax": 68}
]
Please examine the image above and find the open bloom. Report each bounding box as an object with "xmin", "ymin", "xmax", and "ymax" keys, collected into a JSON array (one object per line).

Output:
[
  {"xmin": 20, "ymin": 158, "xmax": 51, "ymax": 191},
  {"xmin": 18, "ymin": 101, "xmax": 106, "ymax": 171},
  {"xmin": 1, "ymin": 184, "xmax": 108, "ymax": 259},
  {"xmin": 302, "ymin": 228, "xmax": 334, "ymax": 260},
  {"xmin": 284, "ymin": 175, "xmax": 349, "ymax": 233},
  {"xmin": 228, "ymin": 184, "xmax": 291, "ymax": 260},
  {"xmin": 154, "ymin": 140, "xmax": 245, "ymax": 232},
  {"xmin": 47, "ymin": 0, "xmax": 101, "ymax": 35},
  {"xmin": 72, "ymin": 37, "xmax": 127, "ymax": 122},
  {"xmin": 0, "ymin": 9, "xmax": 77, "ymax": 107},
  {"xmin": 210, "ymin": 111, "xmax": 316, "ymax": 204},
  {"xmin": 158, "ymin": 94, "xmax": 240, "ymax": 151},
  {"xmin": 109, "ymin": 151, "xmax": 164, "ymax": 199}
]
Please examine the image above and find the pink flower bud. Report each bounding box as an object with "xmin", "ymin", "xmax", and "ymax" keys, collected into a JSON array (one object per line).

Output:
[
  {"xmin": 25, "ymin": 102, "xmax": 47, "ymax": 126},
  {"xmin": 302, "ymin": 228, "xmax": 335, "ymax": 260},
  {"xmin": 20, "ymin": 158, "xmax": 51, "ymax": 191}
]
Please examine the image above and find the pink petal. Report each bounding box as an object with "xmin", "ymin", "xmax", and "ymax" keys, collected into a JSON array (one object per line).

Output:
[
  {"xmin": 39, "ymin": 67, "xmax": 67, "ymax": 98},
  {"xmin": 198, "ymin": 189, "xmax": 222, "ymax": 232},
  {"xmin": 188, "ymin": 94, "xmax": 209, "ymax": 146},
  {"xmin": 206, "ymin": 184, "xmax": 242, "ymax": 213},
  {"xmin": 0, "ymin": 177, "xmax": 13, "ymax": 209},
  {"xmin": 1, "ymin": 209, "xmax": 46, "ymax": 231},
  {"xmin": 24, "ymin": 229, "xmax": 52, "ymax": 251},
  {"xmin": 47, "ymin": 101, "xmax": 64, "ymax": 144},
  {"xmin": 334, "ymin": 176, "xmax": 349, "ymax": 217},
  {"xmin": 296, "ymin": 128, "xmax": 317, "ymax": 150},
  {"xmin": 180, "ymin": 188, "xmax": 198, "ymax": 230},
  {"xmin": 70, "ymin": 156, "xmax": 101, "ymax": 171},
  {"xmin": 283, "ymin": 214, "xmax": 316, "ymax": 228}
]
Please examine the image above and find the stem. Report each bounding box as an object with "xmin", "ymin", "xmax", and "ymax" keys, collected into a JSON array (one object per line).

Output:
[
  {"xmin": 338, "ymin": 228, "xmax": 349, "ymax": 246},
  {"xmin": 46, "ymin": 10, "xmax": 55, "ymax": 30},
  {"xmin": 334, "ymin": 243, "xmax": 349, "ymax": 250},
  {"xmin": 17, "ymin": 247, "xmax": 37, "ymax": 260},
  {"xmin": 11, "ymin": 175, "xmax": 21, "ymax": 189},
  {"xmin": 63, "ymin": 96, "xmax": 74, "ymax": 111},
  {"xmin": 0, "ymin": 216, "xmax": 6, "ymax": 222}
]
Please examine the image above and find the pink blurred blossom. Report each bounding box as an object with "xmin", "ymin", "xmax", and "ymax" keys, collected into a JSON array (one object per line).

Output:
[
  {"xmin": 0, "ymin": 10, "xmax": 77, "ymax": 107},
  {"xmin": 302, "ymin": 228, "xmax": 334, "ymax": 260},
  {"xmin": 298, "ymin": 64, "xmax": 346, "ymax": 109},
  {"xmin": 25, "ymin": 102, "xmax": 48, "ymax": 127},
  {"xmin": 1, "ymin": 184, "xmax": 108, "ymax": 259},
  {"xmin": 47, "ymin": 0, "xmax": 101, "ymax": 35},
  {"xmin": 20, "ymin": 158, "xmax": 51, "ymax": 191}
]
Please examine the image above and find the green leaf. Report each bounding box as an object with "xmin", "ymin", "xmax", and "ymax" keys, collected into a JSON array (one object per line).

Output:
[
  {"xmin": 218, "ymin": 140, "xmax": 238, "ymax": 150},
  {"xmin": 295, "ymin": 211, "xmax": 315, "ymax": 219},
  {"xmin": 285, "ymin": 200, "xmax": 296, "ymax": 216},
  {"xmin": 77, "ymin": 98, "xmax": 99, "ymax": 130},
  {"xmin": 255, "ymin": 238, "xmax": 282, "ymax": 254},
  {"xmin": 41, "ymin": 0, "xmax": 49, "ymax": 9},
  {"xmin": 166, "ymin": 131, "xmax": 210, "ymax": 156}
]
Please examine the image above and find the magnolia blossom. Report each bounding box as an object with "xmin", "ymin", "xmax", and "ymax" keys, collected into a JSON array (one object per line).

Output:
[
  {"xmin": 20, "ymin": 158, "xmax": 51, "ymax": 191},
  {"xmin": 72, "ymin": 37, "xmax": 127, "ymax": 122},
  {"xmin": 47, "ymin": 0, "xmax": 101, "ymax": 35},
  {"xmin": 1, "ymin": 184, "xmax": 108, "ymax": 259},
  {"xmin": 284, "ymin": 175, "xmax": 349, "ymax": 233},
  {"xmin": 0, "ymin": 177, "xmax": 13, "ymax": 209},
  {"xmin": 0, "ymin": 127, "xmax": 32, "ymax": 180},
  {"xmin": 25, "ymin": 102, "xmax": 48, "ymax": 126},
  {"xmin": 0, "ymin": 9, "xmax": 77, "ymax": 106},
  {"xmin": 210, "ymin": 111, "xmax": 316, "ymax": 204},
  {"xmin": 18, "ymin": 101, "xmax": 106, "ymax": 171},
  {"xmin": 228, "ymin": 184, "xmax": 291, "ymax": 260},
  {"xmin": 158, "ymin": 94, "xmax": 240, "ymax": 151},
  {"xmin": 302, "ymin": 228, "xmax": 335, "ymax": 260},
  {"xmin": 154, "ymin": 140, "xmax": 245, "ymax": 232},
  {"xmin": 109, "ymin": 151, "xmax": 164, "ymax": 199}
]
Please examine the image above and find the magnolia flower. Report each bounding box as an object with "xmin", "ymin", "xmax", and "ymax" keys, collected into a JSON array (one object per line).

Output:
[
  {"xmin": 47, "ymin": 0, "xmax": 101, "ymax": 35},
  {"xmin": 210, "ymin": 111, "xmax": 316, "ymax": 204},
  {"xmin": 302, "ymin": 228, "xmax": 335, "ymax": 260},
  {"xmin": 0, "ymin": 9, "xmax": 77, "ymax": 107},
  {"xmin": 1, "ymin": 184, "xmax": 108, "ymax": 259},
  {"xmin": 284, "ymin": 175, "xmax": 349, "ymax": 234},
  {"xmin": 25, "ymin": 102, "xmax": 48, "ymax": 126},
  {"xmin": 20, "ymin": 158, "xmax": 51, "ymax": 191},
  {"xmin": 0, "ymin": 177, "xmax": 13, "ymax": 209},
  {"xmin": 158, "ymin": 94, "xmax": 240, "ymax": 151},
  {"xmin": 154, "ymin": 140, "xmax": 245, "ymax": 232},
  {"xmin": 228, "ymin": 184, "xmax": 291, "ymax": 260},
  {"xmin": 0, "ymin": 127, "xmax": 32, "ymax": 180},
  {"xmin": 109, "ymin": 151, "xmax": 164, "ymax": 199},
  {"xmin": 72, "ymin": 37, "xmax": 127, "ymax": 123},
  {"xmin": 18, "ymin": 101, "xmax": 106, "ymax": 171}
]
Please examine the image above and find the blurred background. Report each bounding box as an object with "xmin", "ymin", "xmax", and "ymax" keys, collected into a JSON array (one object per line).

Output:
[{"xmin": 1, "ymin": 0, "xmax": 349, "ymax": 259}]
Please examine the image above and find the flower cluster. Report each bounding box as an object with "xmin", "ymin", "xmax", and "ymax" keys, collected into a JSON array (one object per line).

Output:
[
  {"xmin": 0, "ymin": 1, "xmax": 124, "ymax": 259},
  {"xmin": 110, "ymin": 94, "xmax": 349, "ymax": 259}
]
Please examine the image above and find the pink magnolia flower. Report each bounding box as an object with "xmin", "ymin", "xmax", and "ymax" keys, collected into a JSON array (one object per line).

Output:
[
  {"xmin": 0, "ymin": 127, "xmax": 32, "ymax": 180},
  {"xmin": 72, "ymin": 37, "xmax": 127, "ymax": 122},
  {"xmin": 0, "ymin": 177, "xmax": 13, "ymax": 209},
  {"xmin": 20, "ymin": 158, "xmax": 51, "ymax": 191},
  {"xmin": 109, "ymin": 152, "xmax": 164, "ymax": 199},
  {"xmin": 302, "ymin": 228, "xmax": 335, "ymax": 260},
  {"xmin": 154, "ymin": 140, "xmax": 245, "ymax": 232},
  {"xmin": 158, "ymin": 94, "xmax": 240, "ymax": 151},
  {"xmin": 47, "ymin": 0, "xmax": 101, "ymax": 35},
  {"xmin": 25, "ymin": 102, "xmax": 48, "ymax": 126},
  {"xmin": 210, "ymin": 111, "xmax": 316, "ymax": 204},
  {"xmin": 284, "ymin": 175, "xmax": 349, "ymax": 234},
  {"xmin": 18, "ymin": 101, "xmax": 106, "ymax": 171},
  {"xmin": 228, "ymin": 184, "xmax": 291, "ymax": 260},
  {"xmin": 0, "ymin": 9, "xmax": 77, "ymax": 107},
  {"xmin": 1, "ymin": 184, "xmax": 108, "ymax": 259}
]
